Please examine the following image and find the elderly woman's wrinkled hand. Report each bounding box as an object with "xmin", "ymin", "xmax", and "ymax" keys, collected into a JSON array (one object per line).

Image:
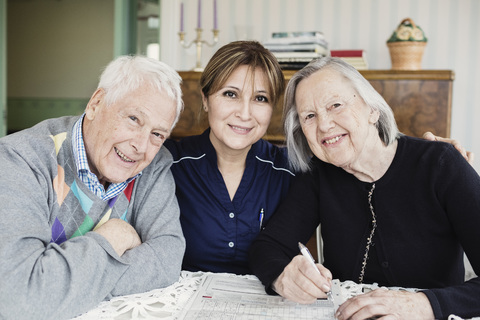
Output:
[
  {"xmin": 423, "ymin": 131, "xmax": 474, "ymax": 165},
  {"xmin": 335, "ymin": 288, "xmax": 434, "ymax": 320},
  {"xmin": 272, "ymin": 255, "xmax": 332, "ymax": 304}
]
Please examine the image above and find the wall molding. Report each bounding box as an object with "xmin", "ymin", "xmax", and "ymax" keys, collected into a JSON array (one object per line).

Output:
[{"xmin": 7, "ymin": 97, "xmax": 88, "ymax": 133}]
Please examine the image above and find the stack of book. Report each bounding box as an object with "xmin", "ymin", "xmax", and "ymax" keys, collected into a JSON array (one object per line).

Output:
[
  {"xmin": 330, "ymin": 50, "xmax": 369, "ymax": 70},
  {"xmin": 263, "ymin": 31, "xmax": 329, "ymax": 69}
]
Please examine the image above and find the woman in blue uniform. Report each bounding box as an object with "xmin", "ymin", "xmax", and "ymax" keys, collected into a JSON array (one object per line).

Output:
[{"xmin": 164, "ymin": 41, "xmax": 294, "ymax": 274}]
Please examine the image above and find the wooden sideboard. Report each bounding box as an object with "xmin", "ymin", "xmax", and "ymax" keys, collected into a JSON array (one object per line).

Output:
[{"xmin": 173, "ymin": 70, "xmax": 454, "ymax": 143}]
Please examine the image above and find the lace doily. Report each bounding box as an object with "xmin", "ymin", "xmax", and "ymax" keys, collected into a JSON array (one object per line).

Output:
[
  {"xmin": 73, "ymin": 272, "xmax": 476, "ymax": 320},
  {"xmin": 73, "ymin": 271, "xmax": 258, "ymax": 320}
]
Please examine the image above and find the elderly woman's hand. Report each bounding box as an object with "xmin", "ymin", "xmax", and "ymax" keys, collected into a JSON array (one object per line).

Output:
[
  {"xmin": 423, "ymin": 131, "xmax": 474, "ymax": 165},
  {"xmin": 335, "ymin": 288, "xmax": 434, "ymax": 320},
  {"xmin": 272, "ymin": 255, "xmax": 333, "ymax": 304}
]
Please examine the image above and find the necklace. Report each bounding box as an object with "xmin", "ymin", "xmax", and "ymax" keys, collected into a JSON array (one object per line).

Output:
[{"xmin": 358, "ymin": 183, "xmax": 376, "ymax": 284}]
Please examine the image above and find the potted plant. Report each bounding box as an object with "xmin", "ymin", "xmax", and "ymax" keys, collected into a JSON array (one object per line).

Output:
[{"xmin": 387, "ymin": 18, "xmax": 427, "ymax": 70}]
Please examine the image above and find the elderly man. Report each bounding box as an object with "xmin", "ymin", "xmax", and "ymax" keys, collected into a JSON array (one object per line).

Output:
[{"xmin": 0, "ymin": 55, "xmax": 186, "ymax": 319}]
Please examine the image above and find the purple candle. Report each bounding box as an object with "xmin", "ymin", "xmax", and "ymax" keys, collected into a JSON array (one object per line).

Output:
[
  {"xmin": 197, "ymin": 0, "xmax": 202, "ymax": 29},
  {"xmin": 180, "ymin": 2, "xmax": 184, "ymax": 32},
  {"xmin": 213, "ymin": 0, "xmax": 217, "ymax": 29}
]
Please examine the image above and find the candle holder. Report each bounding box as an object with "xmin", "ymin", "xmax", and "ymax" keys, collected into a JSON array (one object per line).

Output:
[{"xmin": 178, "ymin": 28, "xmax": 219, "ymax": 72}]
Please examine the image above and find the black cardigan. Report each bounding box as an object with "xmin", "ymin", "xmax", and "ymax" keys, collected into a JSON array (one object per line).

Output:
[{"xmin": 249, "ymin": 136, "xmax": 480, "ymax": 320}]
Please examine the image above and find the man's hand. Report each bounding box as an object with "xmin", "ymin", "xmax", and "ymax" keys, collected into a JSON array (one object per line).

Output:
[
  {"xmin": 94, "ymin": 218, "xmax": 142, "ymax": 256},
  {"xmin": 423, "ymin": 131, "xmax": 474, "ymax": 164}
]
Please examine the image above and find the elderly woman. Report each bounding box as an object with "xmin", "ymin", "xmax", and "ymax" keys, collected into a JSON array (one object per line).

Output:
[{"xmin": 249, "ymin": 57, "xmax": 480, "ymax": 319}]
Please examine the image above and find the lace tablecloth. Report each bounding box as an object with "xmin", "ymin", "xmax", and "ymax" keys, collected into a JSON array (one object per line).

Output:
[
  {"xmin": 72, "ymin": 271, "xmax": 471, "ymax": 320},
  {"xmin": 74, "ymin": 271, "xmax": 207, "ymax": 320}
]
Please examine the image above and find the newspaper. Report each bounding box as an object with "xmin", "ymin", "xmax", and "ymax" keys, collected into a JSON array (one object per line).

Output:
[{"xmin": 177, "ymin": 274, "xmax": 339, "ymax": 320}]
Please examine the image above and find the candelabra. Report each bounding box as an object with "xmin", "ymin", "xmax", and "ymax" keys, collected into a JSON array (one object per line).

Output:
[{"xmin": 178, "ymin": 28, "xmax": 219, "ymax": 72}]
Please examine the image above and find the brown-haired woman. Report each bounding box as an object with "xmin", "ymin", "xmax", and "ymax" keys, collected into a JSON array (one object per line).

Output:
[{"xmin": 164, "ymin": 41, "xmax": 295, "ymax": 275}]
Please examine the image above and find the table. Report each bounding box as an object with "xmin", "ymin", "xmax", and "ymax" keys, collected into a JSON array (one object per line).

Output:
[{"xmin": 72, "ymin": 271, "xmax": 472, "ymax": 320}]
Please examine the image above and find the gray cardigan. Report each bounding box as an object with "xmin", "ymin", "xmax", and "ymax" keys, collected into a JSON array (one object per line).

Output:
[{"xmin": 0, "ymin": 116, "xmax": 185, "ymax": 320}]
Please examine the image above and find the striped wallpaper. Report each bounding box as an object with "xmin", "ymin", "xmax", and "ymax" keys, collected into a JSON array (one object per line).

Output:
[{"xmin": 160, "ymin": 0, "xmax": 480, "ymax": 173}]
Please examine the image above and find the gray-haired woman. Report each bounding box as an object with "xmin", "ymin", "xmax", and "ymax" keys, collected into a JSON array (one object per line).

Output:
[{"xmin": 250, "ymin": 57, "xmax": 480, "ymax": 320}]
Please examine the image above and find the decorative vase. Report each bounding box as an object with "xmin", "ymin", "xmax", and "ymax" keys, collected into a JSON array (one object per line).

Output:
[{"xmin": 387, "ymin": 18, "xmax": 427, "ymax": 70}]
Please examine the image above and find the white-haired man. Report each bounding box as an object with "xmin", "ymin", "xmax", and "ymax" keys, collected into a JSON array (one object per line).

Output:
[{"xmin": 0, "ymin": 55, "xmax": 185, "ymax": 319}]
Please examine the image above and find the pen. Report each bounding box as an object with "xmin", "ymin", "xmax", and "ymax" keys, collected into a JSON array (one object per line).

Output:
[
  {"xmin": 258, "ymin": 208, "xmax": 264, "ymax": 231},
  {"xmin": 298, "ymin": 242, "xmax": 334, "ymax": 303}
]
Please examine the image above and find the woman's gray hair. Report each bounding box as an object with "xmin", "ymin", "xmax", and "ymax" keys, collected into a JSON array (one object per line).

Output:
[
  {"xmin": 284, "ymin": 57, "xmax": 400, "ymax": 172},
  {"xmin": 98, "ymin": 55, "xmax": 184, "ymax": 130}
]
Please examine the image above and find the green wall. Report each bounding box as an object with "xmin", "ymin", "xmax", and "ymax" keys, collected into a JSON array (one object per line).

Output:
[
  {"xmin": 6, "ymin": 0, "xmax": 114, "ymax": 132},
  {"xmin": 6, "ymin": 0, "xmax": 140, "ymax": 133},
  {"xmin": 0, "ymin": 0, "xmax": 6, "ymax": 137}
]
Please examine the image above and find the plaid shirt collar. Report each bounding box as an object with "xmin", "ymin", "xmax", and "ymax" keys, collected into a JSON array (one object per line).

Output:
[{"xmin": 72, "ymin": 114, "xmax": 140, "ymax": 201}]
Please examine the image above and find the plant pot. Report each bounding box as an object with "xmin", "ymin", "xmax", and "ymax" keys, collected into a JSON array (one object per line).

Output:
[{"xmin": 387, "ymin": 41, "xmax": 426, "ymax": 70}]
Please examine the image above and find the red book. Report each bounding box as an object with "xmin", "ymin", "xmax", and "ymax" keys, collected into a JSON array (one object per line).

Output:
[{"xmin": 330, "ymin": 50, "xmax": 365, "ymax": 57}]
